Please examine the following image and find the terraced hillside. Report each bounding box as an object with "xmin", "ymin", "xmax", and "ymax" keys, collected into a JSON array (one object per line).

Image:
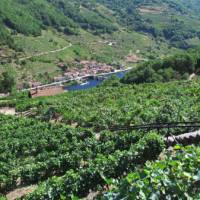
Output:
[
  {"xmin": 1, "ymin": 1, "xmax": 200, "ymax": 199},
  {"xmin": 98, "ymin": 0, "xmax": 200, "ymax": 48},
  {"xmin": 0, "ymin": 114, "xmax": 165, "ymax": 199},
  {"xmin": 1, "ymin": 0, "xmax": 200, "ymax": 47},
  {"xmin": 0, "ymin": 0, "xmax": 200, "ymax": 85},
  {"xmin": 1, "ymin": 76, "xmax": 200, "ymax": 199},
  {"xmin": 4, "ymin": 75, "xmax": 200, "ymax": 133}
]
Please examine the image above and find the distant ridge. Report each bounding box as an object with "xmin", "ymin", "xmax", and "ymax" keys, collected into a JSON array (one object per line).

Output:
[{"xmin": 0, "ymin": 0, "xmax": 200, "ymax": 49}]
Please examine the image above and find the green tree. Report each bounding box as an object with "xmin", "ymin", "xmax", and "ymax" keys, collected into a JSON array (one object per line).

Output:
[{"xmin": 0, "ymin": 71, "xmax": 16, "ymax": 93}]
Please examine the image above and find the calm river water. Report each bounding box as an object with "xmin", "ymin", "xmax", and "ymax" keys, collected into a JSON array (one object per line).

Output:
[{"xmin": 65, "ymin": 70, "xmax": 128, "ymax": 91}]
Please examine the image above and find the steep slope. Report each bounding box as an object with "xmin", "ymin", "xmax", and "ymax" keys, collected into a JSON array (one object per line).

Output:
[
  {"xmin": 122, "ymin": 48, "xmax": 200, "ymax": 84},
  {"xmin": 102, "ymin": 145, "xmax": 200, "ymax": 199},
  {"xmin": 0, "ymin": 0, "xmax": 200, "ymax": 48},
  {"xmin": 0, "ymin": 0, "xmax": 117, "ymax": 46},
  {"xmin": 1, "ymin": 76, "xmax": 200, "ymax": 199},
  {"xmin": 0, "ymin": 0, "xmax": 200, "ymax": 86},
  {"xmin": 97, "ymin": 0, "xmax": 200, "ymax": 48}
]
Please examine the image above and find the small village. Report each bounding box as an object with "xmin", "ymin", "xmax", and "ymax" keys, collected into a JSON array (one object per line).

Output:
[
  {"xmin": 27, "ymin": 60, "xmax": 127, "ymax": 98},
  {"xmin": 28, "ymin": 56, "xmax": 141, "ymax": 89},
  {"xmin": 54, "ymin": 60, "xmax": 116, "ymax": 82}
]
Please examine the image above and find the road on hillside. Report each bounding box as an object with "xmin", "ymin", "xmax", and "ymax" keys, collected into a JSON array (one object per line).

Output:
[{"xmin": 19, "ymin": 43, "xmax": 72, "ymax": 61}]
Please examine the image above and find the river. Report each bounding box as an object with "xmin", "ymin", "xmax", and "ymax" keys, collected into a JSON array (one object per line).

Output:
[{"xmin": 65, "ymin": 70, "xmax": 129, "ymax": 91}]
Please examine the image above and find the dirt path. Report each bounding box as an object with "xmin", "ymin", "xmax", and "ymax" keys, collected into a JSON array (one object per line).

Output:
[
  {"xmin": 6, "ymin": 185, "xmax": 37, "ymax": 200},
  {"xmin": 139, "ymin": 6, "xmax": 166, "ymax": 14},
  {"xmin": 19, "ymin": 43, "xmax": 72, "ymax": 61},
  {"xmin": 0, "ymin": 107, "xmax": 16, "ymax": 115}
]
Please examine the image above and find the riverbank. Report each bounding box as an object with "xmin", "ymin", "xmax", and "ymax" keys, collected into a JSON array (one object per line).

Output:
[
  {"xmin": 65, "ymin": 69, "xmax": 131, "ymax": 91},
  {"xmin": 22, "ymin": 67, "xmax": 132, "ymax": 92}
]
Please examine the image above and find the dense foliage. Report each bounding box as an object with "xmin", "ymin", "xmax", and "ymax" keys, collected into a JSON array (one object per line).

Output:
[
  {"xmin": 11, "ymin": 79, "xmax": 200, "ymax": 133},
  {"xmin": 23, "ymin": 133, "xmax": 163, "ymax": 200},
  {"xmin": 1, "ymin": 73, "xmax": 200, "ymax": 198},
  {"xmin": 122, "ymin": 49, "xmax": 200, "ymax": 84},
  {"xmin": 97, "ymin": 0, "xmax": 200, "ymax": 48},
  {"xmin": 0, "ymin": 0, "xmax": 200, "ymax": 48},
  {"xmin": 0, "ymin": 71, "xmax": 16, "ymax": 93},
  {"xmin": 0, "ymin": 0, "xmax": 117, "ymax": 46},
  {"xmin": 0, "ymin": 114, "xmax": 164, "ymax": 197},
  {"xmin": 0, "ymin": 1, "xmax": 200, "ymax": 199},
  {"xmin": 102, "ymin": 145, "xmax": 200, "ymax": 200}
]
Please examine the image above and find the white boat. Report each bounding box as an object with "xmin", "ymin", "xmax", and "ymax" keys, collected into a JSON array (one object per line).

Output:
[{"xmin": 80, "ymin": 81, "xmax": 89, "ymax": 86}]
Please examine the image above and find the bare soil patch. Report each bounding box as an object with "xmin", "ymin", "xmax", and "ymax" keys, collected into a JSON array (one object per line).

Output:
[
  {"xmin": 6, "ymin": 185, "xmax": 37, "ymax": 200},
  {"xmin": 0, "ymin": 107, "xmax": 16, "ymax": 115},
  {"xmin": 139, "ymin": 6, "xmax": 166, "ymax": 14},
  {"xmin": 126, "ymin": 54, "xmax": 143, "ymax": 63}
]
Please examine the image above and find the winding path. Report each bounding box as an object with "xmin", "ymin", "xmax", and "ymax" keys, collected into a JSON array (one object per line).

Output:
[{"xmin": 19, "ymin": 43, "xmax": 72, "ymax": 61}]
